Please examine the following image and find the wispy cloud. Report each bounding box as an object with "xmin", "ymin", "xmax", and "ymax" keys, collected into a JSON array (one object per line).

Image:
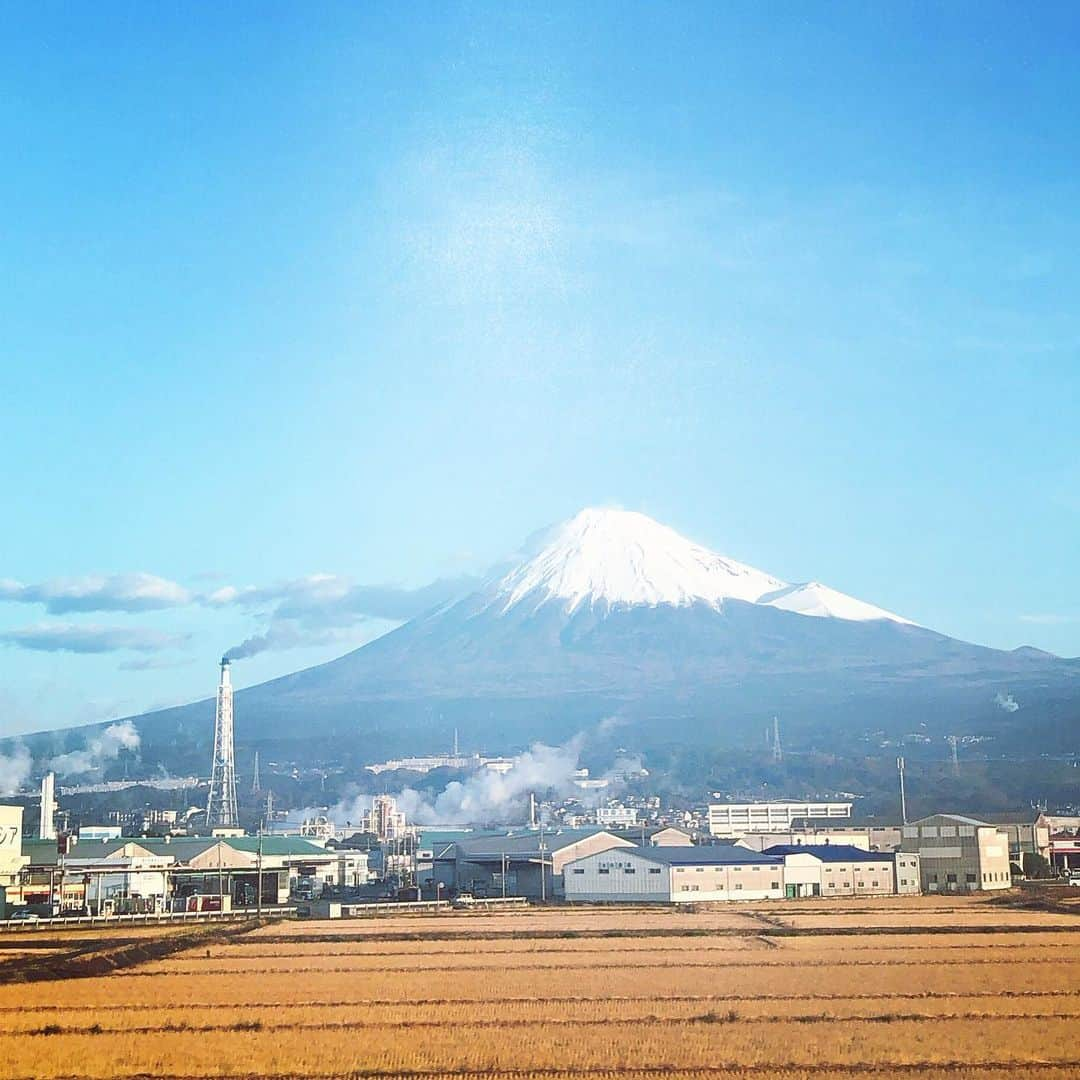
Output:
[
  {"xmin": 211, "ymin": 573, "xmax": 479, "ymax": 659},
  {"xmin": 0, "ymin": 624, "xmax": 189, "ymax": 654},
  {"xmin": 1019, "ymin": 613, "xmax": 1079, "ymax": 625},
  {"xmin": 0, "ymin": 573, "xmax": 191, "ymax": 614}
]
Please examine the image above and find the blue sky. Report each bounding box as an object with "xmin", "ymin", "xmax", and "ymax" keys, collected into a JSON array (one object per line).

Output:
[{"xmin": 1, "ymin": 3, "xmax": 1078, "ymax": 734}]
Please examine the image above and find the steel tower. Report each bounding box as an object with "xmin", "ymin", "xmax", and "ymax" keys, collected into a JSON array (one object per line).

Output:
[{"xmin": 206, "ymin": 658, "xmax": 239, "ymax": 829}]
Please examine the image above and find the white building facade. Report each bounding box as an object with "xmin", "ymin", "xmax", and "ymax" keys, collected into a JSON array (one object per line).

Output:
[
  {"xmin": 708, "ymin": 802, "xmax": 852, "ymax": 837},
  {"xmin": 565, "ymin": 846, "xmax": 785, "ymax": 903}
]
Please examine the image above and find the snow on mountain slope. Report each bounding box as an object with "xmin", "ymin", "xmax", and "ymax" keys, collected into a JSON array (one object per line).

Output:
[
  {"xmin": 485, "ymin": 508, "xmax": 914, "ymax": 625},
  {"xmin": 756, "ymin": 581, "xmax": 914, "ymax": 625},
  {"xmin": 491, "ymin": 508, "xmax": 786, "ymax": 614}
]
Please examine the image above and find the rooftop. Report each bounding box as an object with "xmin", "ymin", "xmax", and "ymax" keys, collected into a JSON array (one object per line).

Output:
[{"xmin": 764, "ymin": 844, "xmax": 893, "ymax": 863}]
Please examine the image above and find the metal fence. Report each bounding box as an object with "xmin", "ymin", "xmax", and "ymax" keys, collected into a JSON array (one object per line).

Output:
[{"xmin": 0, "ymin": 906, "xmax": 295, "ymax": 932}]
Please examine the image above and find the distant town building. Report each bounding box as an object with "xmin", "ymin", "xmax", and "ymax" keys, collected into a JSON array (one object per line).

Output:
[
  {"xmin": 901, "ymin": 814, "xmax": 1011, "ymax": 892},
  {"xmin": 595, "ymin": 806, "xmax": 640, "ymax": 828},
  {"xmin": 708, "ymin": 801, "xmax": 853, "ymax": 837},
  {"xmin": 362, "ymin": 795, "xmax": 409, "ymax": 841}
]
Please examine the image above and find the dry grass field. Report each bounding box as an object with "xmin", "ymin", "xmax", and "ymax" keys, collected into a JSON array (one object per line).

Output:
[{"xmin": 2, "ymin": 895, "xmax": 1079, "ymax": 1079}]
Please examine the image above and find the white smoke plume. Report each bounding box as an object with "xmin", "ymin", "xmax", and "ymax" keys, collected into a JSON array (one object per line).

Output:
[
  {"xmin": 0, "ymin": 744, "xmax": 32, "ymax": 795},
  {"xmin": 331, "ymin": 735, "xmax": 589, "ymax": 828},
  {"xmin": 48, "ymin": 721, "xmax": 141, "ymax": 777},
  {"xmin": 994, "ymin": 691, "xmax": 1020, "ymax": 713}
]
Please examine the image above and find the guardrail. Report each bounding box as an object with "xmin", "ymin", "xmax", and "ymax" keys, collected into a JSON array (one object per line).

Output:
[
  {"xmin": 309, "ymin": 896, "xmax": 529, "ymax": 919},
  {"xmin": 0, "ymin": 906, "xmax": 296, "ymax": 932}
]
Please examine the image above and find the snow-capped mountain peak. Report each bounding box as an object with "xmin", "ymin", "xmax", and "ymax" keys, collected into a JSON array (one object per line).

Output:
[
  {"xmin": 490, "ymin": 508, "xmax": 786, "ymax": 615},
  {"xmin": 756, "ymin": 581, "xmax": 914, "ymax": 625}
]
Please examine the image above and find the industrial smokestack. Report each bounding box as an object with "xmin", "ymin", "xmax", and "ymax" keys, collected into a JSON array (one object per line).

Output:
[
  {"xmin": 206, "ymin": 657, "xmax": 239, "ymax": 830},
  {"xmin": 39, "ymin": 772, "xmax": 56, "ymax": 841}
]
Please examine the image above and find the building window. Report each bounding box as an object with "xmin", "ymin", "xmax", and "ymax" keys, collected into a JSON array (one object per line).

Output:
[
  {"xmin": 872, "ymin": 881, "xmax": 879, "ymax": 888},
  {"xmin": 922, "ymin": 827, "xmax": 938, "ymax": 838},
  {"xmin": 771, "ymin": 881, "xmax": 779, "ymax": 890},
  {"xmin": 965, "ymin": 873, "xmax": 977, "ymax": 884},
  {"xmin": 734, "ymin": 883, "xmax": 742, "ymax": 890},
  {"xmin": 946, "ymin": 873, "xmax": 957, "ymax": 884},
  {"xmin": 696, "ymin": 867, "xmax": 704, "ymax": 872},
  {"xmin": 598, "ymin": 869, "xmax": 610, "ymax": 875},
  {"xmin": 829, "ymin": 881, "xmax": 836, "ymax": 888},
  {"xmin": 929, "ymin": 874, "xmax": 938, "ymax": 882},
  {"xmin": 572, "ymin": 868, "xmax": 585, "ymax": 875},
  {"xmin": 959, "ymin": 826, "xmax": 975, "ymax": 837},
  {"xmin": 648, "ymin": 868, "xmax": 661, "ymax": 875},
  {"xmin": 624, "ymin": 868, "xmax": 636, "ymax": 874},
  {"xmin": 940, "ymin": 826, "xmax": 956, "ymax": 838}
]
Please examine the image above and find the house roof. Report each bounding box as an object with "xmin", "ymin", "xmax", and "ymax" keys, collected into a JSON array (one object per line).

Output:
[{"xmin": 764, "ymin": 844, "xmax": 891, "ymax": 863}]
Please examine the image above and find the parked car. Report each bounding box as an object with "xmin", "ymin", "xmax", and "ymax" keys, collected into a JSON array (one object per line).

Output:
[{"xmin": 8, "ymin": 909, "xmax": 40, "ymax": 922}]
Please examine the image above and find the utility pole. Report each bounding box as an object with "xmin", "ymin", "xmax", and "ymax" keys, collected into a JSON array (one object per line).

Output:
[
  {"xmin": 256, "ymin": 828, "xmax": 263, "ymax": 919},
  {"xmin": 252, "ymin": 750, "xmax": 261, "ymax": 794},
  {"xmin": 897, "ymin": 757, "xmax": 907, "ymax": 825},
  {"xmin": 539, "ymin": 823, "xmax": 547, "ymax": 903}
]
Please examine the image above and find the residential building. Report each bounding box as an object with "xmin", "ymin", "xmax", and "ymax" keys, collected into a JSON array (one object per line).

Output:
[
  {"xmin": 564, "ymin": 845, "xmax": 785, "ymax": 903},
  {"xmin": 900, "ymin": 814, "xmax": 1012, "ymax": 892},
  {"xmin": 1041, "ymin": 815, "xmax": 1080, "ymax": 873}
]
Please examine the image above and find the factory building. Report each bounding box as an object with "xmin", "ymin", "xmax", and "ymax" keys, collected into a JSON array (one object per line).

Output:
[
  {"xmin": 433, "ymin": 829, "xmax": 633, "ymax": 900},
  {"xmin": 0, "ymin": 806, "xmax": 29, "ymax": 917},
  {"xmin": 764, "ymin": 844, "xmax": 921, "ymax": 897},
  {"xmin": 708, "ymin": 801, "xmax": 852, "ymax": 837},
  {"xmin": 564, "ymin": 845, "xmax": 785, "ymax": 903},
  {"xmin": 10, "ymin": 833, "xmax": 342, "ymax": 914},
  {"xmin": 736, "ymin": 824, "xmax": 902, "ymax": 852},
  {"xmin": 900, "ymin": 814, "xmax": 1012, "ymax": 892}
]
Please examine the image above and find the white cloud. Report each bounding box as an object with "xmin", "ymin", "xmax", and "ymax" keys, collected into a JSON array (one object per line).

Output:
[
  {"xmin": 0, "ymin": 573, "xmax": 191, "ymax": 614},
  {"xmin": 0, "ymin": 624, "xmax": 188, "ymax": 654}
]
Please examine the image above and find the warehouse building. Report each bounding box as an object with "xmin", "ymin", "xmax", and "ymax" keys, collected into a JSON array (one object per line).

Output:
[
  {"xmin": 764, "ymin": 844, "xmax": 920, "ymax": 897},
  {"xmin": 433, "ymin": 829, "xmax": 633, "ymax": 900},
  {"xmin": 900, "ymin": 814, "xmax": 1012, "ymax": 892},
  {"xmin": 564, "ymin": 845, "xmax": 785, "ymax": 903}
]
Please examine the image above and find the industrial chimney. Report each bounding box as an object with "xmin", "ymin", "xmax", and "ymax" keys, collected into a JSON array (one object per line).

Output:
[
  {"xmin": 39, "ymin": 772, "xmax": 56, "ymax": 841},
  {"xmin": 206, "ymin": 657, "xmax": 239, "ymax": 830}
]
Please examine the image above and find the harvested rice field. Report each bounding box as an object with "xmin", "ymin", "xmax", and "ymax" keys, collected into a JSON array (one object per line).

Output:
[{"xmin": 2, "ymin": 895, "xmax": 1079, "ymax": 1079}]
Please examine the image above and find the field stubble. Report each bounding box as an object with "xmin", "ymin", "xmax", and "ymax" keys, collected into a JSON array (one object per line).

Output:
[{"xmin": 4, "ymin": 897, "xmax": 1079, "ymax": 1078}]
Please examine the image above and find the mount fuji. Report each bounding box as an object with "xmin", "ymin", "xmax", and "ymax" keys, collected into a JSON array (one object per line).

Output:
[{"xmin": 23, "ymin": 508, "xmax": 1080, "ymax": 771}]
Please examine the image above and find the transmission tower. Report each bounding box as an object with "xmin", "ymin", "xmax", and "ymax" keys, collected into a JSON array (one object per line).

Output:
[
  {"xmin": 206, "ymin": 658, "xmax": 239, "ymax": 829},
  {"xmin": 771, "ymin": 716, "xmax": 783, "ymax": 764},
  {"xmin": 251, "ymin": 750, "xmax": 261, "ymax": 794}
]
